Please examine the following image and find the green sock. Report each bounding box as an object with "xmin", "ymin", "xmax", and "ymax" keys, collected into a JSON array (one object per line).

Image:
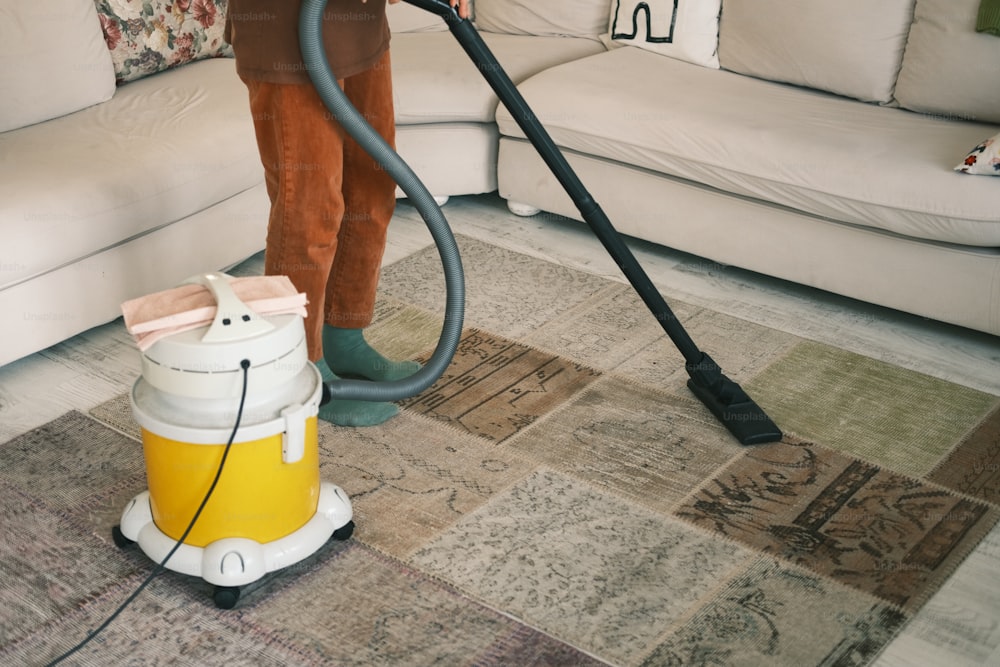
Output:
[
  {"xmin": 315, "ymin": 358, "xmax": 398, "ymax": 427},
  {"xmin": 322, "ymin": 325, "xmax": 421, "ymax": 381}
]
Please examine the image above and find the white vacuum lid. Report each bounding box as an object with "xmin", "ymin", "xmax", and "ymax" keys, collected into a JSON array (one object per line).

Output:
[{"xmin": 140, "ymin": 273, "xmax": 308, "ymax": 399}]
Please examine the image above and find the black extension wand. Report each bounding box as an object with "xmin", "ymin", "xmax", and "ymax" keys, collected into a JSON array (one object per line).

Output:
[{"xmin": 403, "ymin": 0, "xmax": 782, "ymax": 445}]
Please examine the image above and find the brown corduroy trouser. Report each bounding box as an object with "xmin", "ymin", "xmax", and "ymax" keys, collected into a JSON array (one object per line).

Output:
[{"xmin": 242, "ymin": 51, "xmax": 396, "ymax": 362}]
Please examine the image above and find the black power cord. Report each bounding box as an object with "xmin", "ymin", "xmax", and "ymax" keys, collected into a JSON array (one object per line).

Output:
[{"xmin": 46, "ymin": 359, "xmax": 252, "ymax": 666}]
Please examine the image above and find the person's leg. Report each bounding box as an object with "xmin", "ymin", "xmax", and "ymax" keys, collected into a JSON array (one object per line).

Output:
[
  {"xmin": 322, "ymin": 51, "xmax": 420, "ymax": 382},
  {"xmin": 244, "ymin": 78, "xmax": 343, "ymax": 363},
  {"xmin": 243, "ymin": 76, "xmax": 397, "ymax": 426}
]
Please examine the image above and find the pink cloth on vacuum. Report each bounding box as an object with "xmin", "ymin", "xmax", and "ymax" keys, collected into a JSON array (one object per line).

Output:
[{"xmin": 121, "ymin": 276, "xmax": 308, "ymax": 351}]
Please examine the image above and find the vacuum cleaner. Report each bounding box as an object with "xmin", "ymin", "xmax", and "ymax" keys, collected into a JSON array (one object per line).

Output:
[{"xmin": 400, "ymin": 0, "xmax": 782, "ymax": 445}]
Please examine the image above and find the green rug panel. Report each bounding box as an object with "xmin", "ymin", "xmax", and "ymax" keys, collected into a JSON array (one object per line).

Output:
[{"xmin": 745, "ymin": 340, "xmax": 999, "ymax": 476}]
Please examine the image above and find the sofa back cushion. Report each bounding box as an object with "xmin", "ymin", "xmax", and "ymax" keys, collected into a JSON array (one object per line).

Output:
[
  {"xmin": 388, "ymin": 0, "xmax": 454, "ymax": 32},
  {"xmin": 894, "ymin": 0, "xmax": 1000, "ymax": 125},
  {"xmin": 718, "ymin": 0, "xmax": 915, "ymax": 104},
  {"xmin": 0, "ymin": 0, "xmax": 116, "ymax": 133},
  {"xmin": 475, "ymin": 0, "xmax": 608, "ymax": 38}
]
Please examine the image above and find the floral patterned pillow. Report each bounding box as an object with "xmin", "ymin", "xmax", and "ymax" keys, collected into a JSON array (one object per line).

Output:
[
  {"xmin": 95, "ymin": 0, "xmax": 233, "ymax": 83},
  {"xmin": 955, "ymin": 132, "xmax": 1000, "ymax": 176}
]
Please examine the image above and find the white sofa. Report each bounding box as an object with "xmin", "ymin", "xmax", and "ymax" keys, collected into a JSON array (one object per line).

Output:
[
  {"xmin": 394, "ymin": 0, "xmax": 1000, "ymax": 337},
  {"xmin": 3, "ymin": 0, "xmax": 999, "ymax": 368}
]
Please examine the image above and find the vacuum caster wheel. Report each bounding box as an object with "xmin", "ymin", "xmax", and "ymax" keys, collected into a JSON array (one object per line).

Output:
[
  {"xmin": 213, "ymin": 586, "xmax": 241, "ymax": 610},
  {"xmin": 111, "ymin": 525, "xmax": 134, "ymax": 549},
  {"xmin": 332, "ymin": 520, "xmax": 355, "ymax": 541}
]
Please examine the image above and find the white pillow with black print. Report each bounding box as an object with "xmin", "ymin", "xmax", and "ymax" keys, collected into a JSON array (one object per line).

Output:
[{"xmin": 604, "ymin": 0, "xmax": 721, "ymax": 69}]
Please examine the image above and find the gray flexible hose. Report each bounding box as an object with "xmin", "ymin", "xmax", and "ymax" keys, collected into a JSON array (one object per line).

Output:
[{"xmin": 299, "ymin": 0, "xmax": 464, "ymax": 402}]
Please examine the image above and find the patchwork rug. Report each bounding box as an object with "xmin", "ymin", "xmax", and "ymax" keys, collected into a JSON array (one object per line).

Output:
[{"xmin": 2, "ymin": 236, "xmax": 998, "ymax": 666}]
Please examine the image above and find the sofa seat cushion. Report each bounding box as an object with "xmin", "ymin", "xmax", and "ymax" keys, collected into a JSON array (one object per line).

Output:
[
  {"xmin": 391, "ymin": 32, "xmax": 606, "ymax": 125},
  {"xmin": 495, "ymin": 47, "xmax": 1000, "ymax": 248},
  {"xmin": 0, "ymin": 58, "xmax": 263, "ymax": 290}
]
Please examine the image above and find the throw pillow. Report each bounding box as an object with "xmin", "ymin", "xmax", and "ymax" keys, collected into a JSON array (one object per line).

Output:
[
  {"xmin": 95, "ymin": 0, "xmax": 233, "ymax": 83},
  {"xmin": 605, "ymin": 0, "xmax": 722, "ymax": 69},
  {"xmin": 956, "ymin": 133, "xmax": 1000, "ymax": 176},
  {"xmin": 475, "ymin": 0, "xmax": 608, "ymax": 38}
]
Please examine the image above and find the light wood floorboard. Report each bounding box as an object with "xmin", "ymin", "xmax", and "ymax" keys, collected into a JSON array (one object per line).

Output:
[{"xmin": 1, "ymin": 192, "xmax": 997, "ymax": 665}]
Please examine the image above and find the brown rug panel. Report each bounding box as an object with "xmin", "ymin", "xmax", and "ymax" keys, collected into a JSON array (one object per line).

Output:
[
  {"xmin": 928, "ymin": 403, "xmax": 1000, "ymax": 506},
  {"xmin": 675, "ymin": 436, "xmax": 1000, "ymax": 612},
  {"xmin": 399, "ymin": 327, "xmax": 602, "ymax": 443}
]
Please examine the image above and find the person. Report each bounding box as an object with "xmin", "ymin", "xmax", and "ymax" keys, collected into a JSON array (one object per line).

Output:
[{"xmin": 225, "ymin": 0, "xmax": 471, "ymax": 426}]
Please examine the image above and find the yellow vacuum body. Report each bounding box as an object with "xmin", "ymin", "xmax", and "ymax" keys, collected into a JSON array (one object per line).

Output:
[
  {"xmin": 115, "ymin": 274, "xmax": 353, "ymax": 608},
  {"xmin": 133, "ymin": 376, "xmax": 322, "ymax": 548}
]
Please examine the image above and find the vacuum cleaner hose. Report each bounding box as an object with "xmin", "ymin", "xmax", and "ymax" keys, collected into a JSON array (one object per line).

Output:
[{"xmin": 299, "ymin": 0, "xmax": 464, "ymax": 403}]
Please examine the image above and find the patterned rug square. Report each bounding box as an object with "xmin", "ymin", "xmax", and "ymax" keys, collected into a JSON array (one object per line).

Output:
[
  {"xmin": 399, "ymin": 327, "xmax": 602, "ymax": 443},
  {"xmin": 522, "ymin": 282, "xmax": 690, "ymax": 373},
  {"xmin": 410, "ymin": 468, "xmax": 754, "ymax": 666},
  {"xmin": 316, "ymin": 411, "xmax": 536, "ymax": 558},
  {"xmin": 376, "ymin": 235, "xmax": 614, "ymax": 339},
  {"xmin": 675, "ymin": 437, "xmax": 1000, "ymax": 612},
  {"xmin": 927, "ymin": 403, "xmax": 1000, "ymax": 506},
  {"xmin": 0, "ymin": 479, "xmax": 138, "ymax": 653},
  {"xmin": 642, "ymin": 556, "xmax": 907, "ymax": 666},
  {"xmin": 0, "ymin": 410, "xmax": 144, "ymax": 511},
  {"xmin": 506, "ymin": 377, "xmax": 740, "ymax": 514},
  {"xmin": 365, "ymin": 296, "xmax": 447, "ymax": 364},
  {"xmin": 4, "ymin": 573, "xmax": 323, "ymax": 666},
  {"xmin": 744, "ymin": 340, "xmax": 999, "ymax": 477},
  {"xmin": 612, "ymin": 303, "xmax": 801, "ymax": 397},
  {"xmin": 526, "ymin": 284, "xmax": 799, "ymax": 397}
]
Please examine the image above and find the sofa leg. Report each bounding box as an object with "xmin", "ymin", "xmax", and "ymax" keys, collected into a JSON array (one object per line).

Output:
[
  {"xmin": 506, "ymin": 200, "xmax": 541, "ymax": 217},
  {"xmin": 434, "ymin": 195, "xmax": 449, "ymax": 206}
]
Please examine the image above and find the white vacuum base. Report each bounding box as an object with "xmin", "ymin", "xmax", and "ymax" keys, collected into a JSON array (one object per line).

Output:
[{"xmin": 117, "ymin": 482, "xmax": 353, "ymax": 591}]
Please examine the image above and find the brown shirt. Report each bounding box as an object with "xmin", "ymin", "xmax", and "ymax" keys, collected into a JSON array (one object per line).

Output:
[{"xmin": 225, "ymin": 0, "xmax": 390, "ymax": 83}]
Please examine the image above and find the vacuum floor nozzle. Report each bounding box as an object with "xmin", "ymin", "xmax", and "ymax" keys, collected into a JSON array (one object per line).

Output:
[{"xmin": 686, "ymin": 352, "xmax": 783, "ymax": 445}]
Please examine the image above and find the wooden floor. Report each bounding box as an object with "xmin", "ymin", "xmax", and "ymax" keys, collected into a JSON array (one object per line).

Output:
[{"xmin": 1, "ymin": 193, "xmax": 998, "ymax": 665}]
